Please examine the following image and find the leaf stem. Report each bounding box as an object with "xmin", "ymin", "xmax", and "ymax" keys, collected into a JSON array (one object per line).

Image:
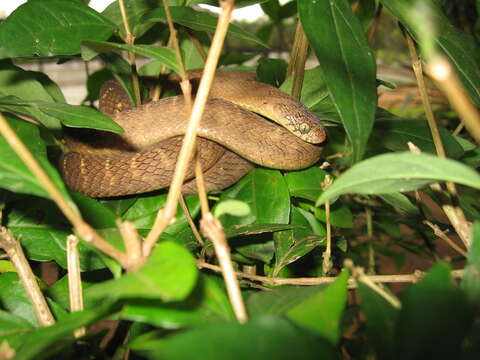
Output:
[{"xmin": 118, "ymin": 0, "xmax": 141, "ymax": 105}]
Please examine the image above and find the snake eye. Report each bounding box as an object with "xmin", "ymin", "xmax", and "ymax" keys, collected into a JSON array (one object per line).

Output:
[{"xmin": 299, "ymin": 123, "xmax": 310, "ymax": 134}]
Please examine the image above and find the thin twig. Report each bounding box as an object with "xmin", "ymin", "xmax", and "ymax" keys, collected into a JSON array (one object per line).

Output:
[
  {"xmin": 367, "ymin": 4, "xmax": 383, "ymax": 44},
  {"xmin": 321, "ymin": 175, "xmax": 332, "ymax": 275},
  {"xmin": 0, "ymin": 227, "xmax": 55, "ymax": 326},
  {"xmin": 194, "ymin": 156, "xmax": 210, "ymax": 216},
  {"xmin": 346, "ymin": 259, "xmax": 402, "ymax": 309},
  {"xmin": 187, "ymin": 29, "xmax": 208, "ymax": 62},
  {"xmin": 67, "ymin": 235, "xmax": 85, "ymax": 338},
  {"xmin": 408, "ymin": 141, "xmax": 472, "ymax": 248},
  {"xmin": 0, "ymin": 113, "xmax": 129, "ymax": 268},
  {"xmin": 143, "ymin": 0, "xmax": 237, "ymax": 256},
  {"xmin": 198, "ymin": 259, "xmax": 464, "ymax": 287},
  {"xmin": 201, "ymin": 213, "xmax": 248, "ymax": 323},
  {"xmin": 179, "ymin": 195, "xmax": 205, "ymax": 247},
  {"xmin": 423, "ymin": 220, "xmax": 468, "ymax": 257},
  {"xmin": 118, "ymin": 0, "xmax": 141, "ymax": 105},
  {"xmin": 406, "ymin": 35, "xmax": 446, "ymax": 158},
  {"xmin": 365, "ymin": 207, "xmax": 375, "ymax": 275}
]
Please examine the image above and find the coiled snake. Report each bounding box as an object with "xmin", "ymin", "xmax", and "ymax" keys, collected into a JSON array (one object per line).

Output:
[{"xmin": 60, "ymin": 70, "xmax": 326, "ymax": 197}]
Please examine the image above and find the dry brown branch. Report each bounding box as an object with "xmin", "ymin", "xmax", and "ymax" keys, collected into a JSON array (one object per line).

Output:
[
  {"xmin": 427, "ymin": 56, "xmax": 480, "ymax": 145},
  {"xmin": 424, "ymin": 220, "xmax": 468, "ymax": 257},
  {"xmin": 179, "ymin": 195, "xmax": 205, "ymax": 247},
  {"xmin": 407, "ymin": 142, "xmax": 472, "ymax": 248},
  {"xmin": 201, "ymin": 213, "xmax": 248, "ymax": 323},
  {"xmin": 118, "ymin": 221, "xmax": 143, "ymax": 271},
  {"xmin": 143, "ymin": 0, "xmax": 237, "ymax": 256},
  {"xmin": 322, "ymin": 175, "xmax": 333, "ymax": 275},
  {"xmin": 287, "ymin": 20, "xmax": 308, "ymax": 100},
  {"xmin": 198, "ymin": 260, "xmax": 464, "ymax": 287},
  {"xmin": 0, "ymin": 114, "xmax": 129, "ymax": 267},
  {"xmin": 118, "ymin": 0, "xmax": 141, "ymax": 105},
  {"xmin": 0, "ymin": 227, "xmax": 55, "ymax": 326},
  {"xmin": 67, "ymin": 235, "xmax": 85, "ymax": 338}
]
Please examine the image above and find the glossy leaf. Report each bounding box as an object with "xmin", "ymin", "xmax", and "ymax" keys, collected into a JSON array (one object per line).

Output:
[
  {"xmin": 299, "ymin": 0, "xmax": 377, "ymax": 162},
  {"xmin": 273, "ymin": 206, "xmax": 325, "ymax": 276},
  {"xmin": 286, "ymin": 268, "xmax": 349, "ymax": 344},
  {"xmin": 87, "ymin": 242, "xmax": 198, "ymax": 302},
  {"xmin": 379, "ymin": 0, "xmax": 480, "ymax": 107},
  {"xmin": 0, "ymin": 116, "xmax": 77, "ymax": 213},
  {"xmin": 0, "ymin": 63, "xmax": 62, "ymax": 130},
  {"xmin": 247, "ymin": 285, "xmax": 329, "ymax": 316},
  {"xmin": 122, "ymin": 275, "xmax": 234, "ymax": 328},
  {"xmin": 280, "ymin": 66, "xmax": 340, "ymax": 122},
  {"xmin": 256, "ymin": 57, "xmax": 287, "ymax": 87},
  {"xmin": 131, "ymin": 316, "xmax": 335, "ymax": 360},
  {"xmin": 317, "ymin": 152, "xmax": 480, "ymax": 204},
  {"xmin": 375, "ymin": 117, "xmax": 464, "ymax": 159},
  {"xmin": 219, "ymin": 169, "xmax": 290, "ymax": 228},
  {"xmin": 0, "ymin": 0, "xmax": 115, "ymax": 59},
  {"xmin": 284, "ymin": 167, "xmax": 327, "ymax": 202},
  {"xmin": 82, "ymin": 41, "xmax": 180, "ymax": 74},
  {"xmin": 7, "ymin": 198, "xmax": 104, "ymax": 271},
  {"xmin": 141, "ymin": 7, "xmax": 268, "ymax": 48}
]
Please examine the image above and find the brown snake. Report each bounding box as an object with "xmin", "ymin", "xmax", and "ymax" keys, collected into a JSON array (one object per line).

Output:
[{"xmin": 60, "ymin": 70, "xmax": 326, "ymax": 197}]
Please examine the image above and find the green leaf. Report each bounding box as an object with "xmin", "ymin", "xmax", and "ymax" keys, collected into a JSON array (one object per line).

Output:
[
  {"xmin": 273, "ymin": 206, "xmax": 325, "ymax": 276},
  {"xmin": 0, "ymin": 0, "xmax": 115, "ymax": 59},
  {"xmin": 280, "ymin": 66, "xmax": 340, "ymax": 122},
  {"xmin": 317, "ymin": 152, "xmax": 480, "ymax": 204},
  {"xmin": 396, "ymin": 263, "xmax": 474, "ymax": 359},
  {"xmin": 379, "ymin": 193, "xmax": 420, "ymax": 215},
  {"xmin": 224, "ymin": 223, "xmax": 297, "ymax": 238},
  {"xmin": 256, "ymin": 57, "xmax": 288, "ymax": 88},
  {"xmin": 141, "ymin": 7, "xmax": 268, "ymax": 48},
  {"xmin": 131, "ymin": 316, "xmax": 336, "ymax": 360},
  {"xmin": 286, "ymin": 268, "xmax": 349, "ymax": 344},
  {"xmin": 358, "ymin": 281, "xmax": 400, "ymax": 360},
  {"xmin": 14, "ymin": 306, "xmax": 115, "ymax": 360},
  {"xmin": 462, "ymin": 222, "xmax": 480, "ymax": 302},
  {"xmin": 0, "ymin": 116, "xmax": 77, "ymax": 213},
  {"xmin": 375, "ymin": 117, "xmax": 464, "ymax": 159},
  {"xmin": 218, "ymin": 169, "xmax": 290, "ymax": 263},
  {"xmin": 261, "ymin": 0, "xmax": 281, "ymax": 24},
  {"xmin": 284, "ymin": 167, "xmax": 327, "ymax": 202},
  {"xmin": 214, "ymin": 200, "xmax": 251, "ymax": 218},
  {"xmin": 122, "ymin": 193, "xmax": 200, "ymax": 234},
  {"xmin": 218, "ymin": 169, "xmax": 290, "ymax": 228},
  {"xmin": 87, "ymin": 242, "xmax": 198, "ymax": 302},
  {"xmin": 299, "ymin": 0, "xmax": 377, "ymax": 162},
  {"xmin": 7, "ymin": 198, "xmax": 104, "ymax": 271},
  {"xmin": 40, "ymin": 102, "xmax": 124, "ymax": 133},
  {"xmin": 82, "ymin": 41, "xmax": 180, "ymax": 74},
  {"xmin": 247, "ymin": 285, "xmax": 329, "ymax": 316},
  {"xmin": 379, "ymin": 0, "xmax": 480, "ymax": 107},
  {"xmin": 0, "ymin": 62, "xmax": 61, "ymax": 130},
  {"xmin": 122, "ymin": 275, "xmax": 234, "ymax": 328},
  {"xmin": 0, "ymin": 273, "xmax": 66, "ymax": 328}
]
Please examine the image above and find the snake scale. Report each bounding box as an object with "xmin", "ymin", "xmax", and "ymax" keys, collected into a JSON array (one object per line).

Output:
[{"xmin": 60, "ymin": 70, "xmax": 326, "ymax": 197}]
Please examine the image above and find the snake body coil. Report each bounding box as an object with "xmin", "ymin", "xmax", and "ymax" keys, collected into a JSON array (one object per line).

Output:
[{"xmin": 61, "ymin": 70, "xmax": 326, "ymax": 197}]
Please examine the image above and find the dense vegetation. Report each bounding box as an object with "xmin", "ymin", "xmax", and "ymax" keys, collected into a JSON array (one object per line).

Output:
[{"xmin": 0, "ymin": 0, "xmax": 479, "ymax": 359}]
